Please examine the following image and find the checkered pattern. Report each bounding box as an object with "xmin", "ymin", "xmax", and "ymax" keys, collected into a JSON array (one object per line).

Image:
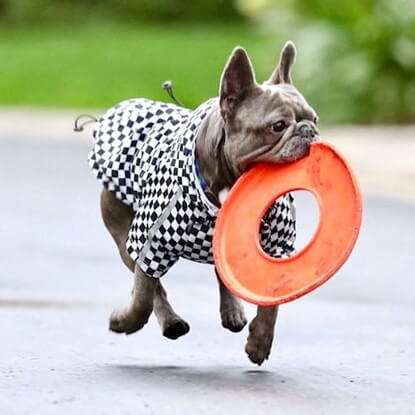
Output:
[{"xmin": 89, "ymin": 98, "xmax": 296, "ymax": 277}]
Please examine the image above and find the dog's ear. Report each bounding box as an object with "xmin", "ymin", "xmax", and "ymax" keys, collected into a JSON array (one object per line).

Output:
[
  {"xmin": 267, "ymin": 41, "xmax": 296, "ymax": 84},
  {"xmin": 219, "ymin": 47, "xmax": 255, "ymax": 121}
]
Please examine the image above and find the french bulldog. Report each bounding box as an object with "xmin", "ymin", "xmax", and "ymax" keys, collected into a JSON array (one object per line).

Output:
[{"xmin": 89, "ymin": 41, "xmax": 319, "ymax": 365}]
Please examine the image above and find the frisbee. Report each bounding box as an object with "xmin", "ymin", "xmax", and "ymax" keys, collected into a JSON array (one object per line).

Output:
[{"xmin": 213, "ymin": 141, "xmax": 362, "ymax": 306}]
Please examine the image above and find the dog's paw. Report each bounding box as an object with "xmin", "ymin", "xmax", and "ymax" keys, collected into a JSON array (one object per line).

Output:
[
  {"xmin": 221, "ymin": 305, "xmax": 247, "ymax": 333},
  {"xmin": 109, "ymin": 307, "xmax": 151, "ymax": 335},
  {"xmin": 162, "ymin": 318, "xmax": 190, "ymax": 340},
  {"xmin": 245, "ymin": 317, "xmax": 274, "ymax": 366}
]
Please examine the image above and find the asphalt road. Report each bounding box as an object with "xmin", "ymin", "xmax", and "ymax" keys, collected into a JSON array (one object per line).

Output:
[{"xmin": 1, "ymin": 134, "xmax": 414, "ymax": 414}]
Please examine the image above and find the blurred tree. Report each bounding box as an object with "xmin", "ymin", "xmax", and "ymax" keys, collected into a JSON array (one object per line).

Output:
[{"xmin": 237, "ymin": 0, "xmax": 415, "ymax": 123}]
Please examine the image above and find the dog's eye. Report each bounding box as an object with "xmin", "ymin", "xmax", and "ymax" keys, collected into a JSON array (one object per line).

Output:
[
  {"xmin": 272, "ymin": 120, "xmax": 286, "ymax": 133},
  {"xmin": 313, "ymin": 116, "xmax": 318, "ymax": 125}
]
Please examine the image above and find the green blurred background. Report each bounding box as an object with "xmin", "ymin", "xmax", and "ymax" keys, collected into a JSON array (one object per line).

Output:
[{"xmin": 0, "ymin": 0, "xmax": 414, "ymax": 124}]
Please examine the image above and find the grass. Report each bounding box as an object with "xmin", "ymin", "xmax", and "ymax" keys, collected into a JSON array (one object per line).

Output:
[
  {"xmin": 0, "ymin": 22, "xmax": 278, "ymax": 109},
  {"xmin": 1, "ymin": 20, "xmax": 413, "ymax": 124}
]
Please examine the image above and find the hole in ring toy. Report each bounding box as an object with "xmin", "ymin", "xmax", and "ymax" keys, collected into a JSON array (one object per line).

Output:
[{"xmin": 213, "ymin": 141, "xmax": 363, "ymax": 306}]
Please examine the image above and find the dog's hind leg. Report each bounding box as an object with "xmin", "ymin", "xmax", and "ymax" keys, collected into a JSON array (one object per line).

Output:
[
  {"xmin": 215, "ymin": 269, "xmax": 247, "ymax": 332},
  {"xmin": 100, "ymin": 189, "xmax": 136, "ymax": 271},
  {"xmin": 100, "ymin": 189, "xmax": 190, "ymax": 338},
  {"xmin": 109, "ymin": 264, "xmax": 156, "ymax": 334}
]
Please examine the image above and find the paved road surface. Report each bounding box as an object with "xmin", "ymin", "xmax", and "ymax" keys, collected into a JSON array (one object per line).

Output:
[{"xmin": 0, "ymin": 133, "xmax": 414, "ymax": 414}]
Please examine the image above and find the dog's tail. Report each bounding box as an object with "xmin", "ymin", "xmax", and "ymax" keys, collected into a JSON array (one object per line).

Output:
[{"xmin": 73, "ymin": 114, "xmax": 98, "ymax": 132}]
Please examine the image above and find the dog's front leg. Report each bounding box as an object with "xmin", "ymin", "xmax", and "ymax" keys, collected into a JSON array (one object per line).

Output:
[
  {"xmin": 216, "ymin": 270, "xmax": 247, "ymax": 332},
  {"xmin": 245, "ymin": 306, "xmax": 279, "ymax": 365},
  {"xmin": 109, "ymin": 265, "xmax": 156, "ymax": 334}
]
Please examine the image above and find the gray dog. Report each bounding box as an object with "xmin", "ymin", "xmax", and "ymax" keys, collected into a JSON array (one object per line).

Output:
[{"xmin": 87, "ymin": 41, "xmax": 319, "ymax": 365}]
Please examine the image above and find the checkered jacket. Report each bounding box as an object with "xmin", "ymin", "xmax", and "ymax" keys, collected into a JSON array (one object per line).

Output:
[{"xmin": 89, "ymin": 98, "xmax": 296, "ymax": 277}]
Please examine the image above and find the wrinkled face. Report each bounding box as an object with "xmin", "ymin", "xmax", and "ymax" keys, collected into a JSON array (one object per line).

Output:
[{"xmin": 219, "ymin": 42, "xmax": 319, "ymax": 177}]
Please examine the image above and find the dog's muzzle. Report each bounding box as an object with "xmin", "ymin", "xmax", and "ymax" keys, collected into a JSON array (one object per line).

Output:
[{"xmin": 296, "ymin": 121, "xmax": 318, "ymax": 141}]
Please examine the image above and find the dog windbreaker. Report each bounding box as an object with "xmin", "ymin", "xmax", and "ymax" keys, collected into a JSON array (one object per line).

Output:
[{"xmin": 89, "ymin": 98, "xmax": 296, "ymax": 277}]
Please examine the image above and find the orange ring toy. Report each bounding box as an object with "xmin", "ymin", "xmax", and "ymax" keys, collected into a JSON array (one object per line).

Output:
[{"xmin": 213, "ymin": 141, "xmax": 362, "ymax": 306}]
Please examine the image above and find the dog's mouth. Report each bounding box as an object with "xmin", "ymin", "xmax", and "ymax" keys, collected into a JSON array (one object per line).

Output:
[
  {"xmin": 237, "ymin": 142, "xmax": 278, "ymax": 173},
  {"xmin": 237, "ymin": 132, "xmax": 307, "ymax": 173}
]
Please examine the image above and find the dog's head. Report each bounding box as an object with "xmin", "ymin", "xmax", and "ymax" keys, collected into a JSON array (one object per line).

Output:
[{"xmin": 219, "ymin": 41, "xmax": 319, "ymax": 177}]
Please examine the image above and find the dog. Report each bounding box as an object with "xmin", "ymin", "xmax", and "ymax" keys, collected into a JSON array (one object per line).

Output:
[{"xmin": 87, "ymin": 41, "xmax": 319, "ymax": 365}]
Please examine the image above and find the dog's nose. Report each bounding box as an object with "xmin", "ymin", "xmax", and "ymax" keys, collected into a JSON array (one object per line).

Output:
[{"xmin": 297, "ymin": 122, "xmax": 315, "ymax": 140}]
